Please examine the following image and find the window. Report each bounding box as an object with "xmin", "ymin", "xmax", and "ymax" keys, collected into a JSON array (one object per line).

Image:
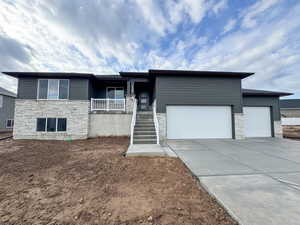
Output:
[
  {"xmin": 107, "ymin": 87, "xmax": 124, "ymax": 99},
  {"xmin": 0, "ymin": 95, "xmax": 3, "ymax": 108},
  {"xmin": 37, "ymin": 118, "xmax": 46, "ymax": 131},
  {"xmin": 6, "ymin": 119, "xmax": 14, "ymax": 128},
  {"xmin": 36, "ymin": 118, "xmax": 67, "ymax": 132},
  {"xmin": 38, "ymin": 79, "xmax": 69, "ymax": 100}
]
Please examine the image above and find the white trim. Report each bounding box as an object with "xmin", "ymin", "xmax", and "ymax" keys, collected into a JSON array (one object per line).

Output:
[{"xmin": 37, "ymin": 79, "xmax": 69, "ymax": 100}]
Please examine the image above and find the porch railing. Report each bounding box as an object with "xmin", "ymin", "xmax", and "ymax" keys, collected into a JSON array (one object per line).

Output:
[{"xmin": 91, "ymin": 98, "xmax": 126, "ymax": 111}]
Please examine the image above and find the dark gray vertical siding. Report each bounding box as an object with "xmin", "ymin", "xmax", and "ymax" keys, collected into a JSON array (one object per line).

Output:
[
  {"xmin": 0, "ymin": 95, "xmax": 15, "ymax": 130},
  {"xmin": 18, "ymin": 78, "xmax": 37, "ymax": 99},
  {"xmin": 18, "ymin": 78, "xmax": 89, "ymax": 100},
  {"xmin": 155, "ymin": 76, "xmax": 243, "ymax": 113},
  {"xmin": 243, "ymin": 96, "xmax": 281, "ymax": 121},
  {"xmin": 69, "ymin": 79, "xmax": 89, "ymax": 100}
]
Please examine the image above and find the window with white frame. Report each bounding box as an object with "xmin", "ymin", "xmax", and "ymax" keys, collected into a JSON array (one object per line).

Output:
[
  {"xmin": 106, "ymin": 87, "xmax": 124, "ymax": 99},
  {"xmin": 36, "ymin": 118, "xmax": 67, "ymax": 132},
  {"xmin": 0, "ymin": 95, "xmax": 3, "ymax": 108},
  {"xmin": 38, "ymin": 79, "xmax": 69, "ymax": 100},
  {"xmin": 6, "ymin": 119, "xmax": 14, "ymax": 128}
]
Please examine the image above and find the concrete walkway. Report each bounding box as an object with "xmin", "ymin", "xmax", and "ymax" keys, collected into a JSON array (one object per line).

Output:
[
  {"xmin": 126, "ymin": 144, "xmax": 177, "ymax": 157},
  {"xmin": 168, "ymin": 138, "xmax": 300, "ymax": 225}
]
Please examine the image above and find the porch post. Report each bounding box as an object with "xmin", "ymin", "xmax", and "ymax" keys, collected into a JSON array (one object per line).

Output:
[{"xmin": 126, "ymin": 80, "xmax": 131, "ymax": 97}]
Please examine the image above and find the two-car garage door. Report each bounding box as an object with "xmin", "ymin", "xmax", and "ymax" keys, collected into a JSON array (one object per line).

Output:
[
  {"xmin": 167, "ymin": 106, "xmax": 232, "ymax": 139},
  {"xmin": 166, "ymin": 106, "xmax": 272, "ymax": 139}
]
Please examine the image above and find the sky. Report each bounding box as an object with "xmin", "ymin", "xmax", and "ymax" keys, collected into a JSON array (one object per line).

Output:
[{"xmin": 0, "ymin": 0, "xmax": 299, "ymax": 98}]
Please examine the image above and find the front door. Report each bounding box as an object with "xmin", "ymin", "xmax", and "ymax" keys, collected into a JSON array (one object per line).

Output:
[{"xmin": 139, "ymin": 92, "xmax": 149, "ymax": 111}]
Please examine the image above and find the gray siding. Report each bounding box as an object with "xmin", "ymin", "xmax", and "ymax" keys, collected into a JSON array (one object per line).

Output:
[
  {"xmin": 155, "ymin": 76, "xmax": 243, "ymax": 113},
  {"xmin": 18, "ymin": 78, "xmax": 89, "ymax": 100},
  {"xmin": 243, "ymin": 96, "xmax": 281, "ymax": 121},
  {"xmin": 0, "ymin": 95, "xmax": 15, "ymax": 131},
  {"xmin": 18, "ymin": 78, "xmax": 37, "ymax": 99}
]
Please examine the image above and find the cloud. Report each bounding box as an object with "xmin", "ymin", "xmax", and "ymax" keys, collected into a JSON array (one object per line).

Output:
[
  {"xmin": 241, "ymin": 0, "xmax": 281, "ymax": 28},
  {"xmin": 222, "ymin": 19, "xmax": 236, "ymax": 34},
  {"xmin": 0, "ymin": 0, "xmax": 299, "ymax": 98}
]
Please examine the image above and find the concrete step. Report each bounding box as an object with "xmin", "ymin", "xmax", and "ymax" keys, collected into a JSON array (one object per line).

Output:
[
  {"xmin": 135, "ymin": 127, "xmax": 155, "ymax": 131},
  {"xmin": 136, "ymin": 119, "xmax": 154, "ymax": 122},
  {"xmin": 134, "ymin": 131, "xmax": 156, "ymax": 135},
  {"xmin": 134, "ymin": 135, "xmax": 157, "ymax": 140},
  {"xmin": 134, "ymin": 124, "xmax": 155, "ymax": 128},
  {"xmin": 135, "ymin": 122, "xmax": 154, "ymax": 126},
  {"xmin": 133, "ymin": 139, "xmax": 157, "ymax": 144}
]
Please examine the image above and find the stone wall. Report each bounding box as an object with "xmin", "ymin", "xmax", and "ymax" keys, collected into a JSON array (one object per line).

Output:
[
  {"xmin": 274, "ymin": 120, "xmax": 283, "ymax": 138},
  {"xmin": 234, "ymin": 113, "xmax": 244, "ymax": 139},
  {"xmin": 126, "ymin": 96, "xmax": 135, "ymax": 113},
  {"xmin": 157, "ymin": 113, "xmax": 167, "ymax": 145},
  {"xmin": 13, "ymin": 100, "xmax": 89, "ymax": 140},
  {"xmin": 88, "ymin": 114, "xmax": 132, "ymax": 137}
]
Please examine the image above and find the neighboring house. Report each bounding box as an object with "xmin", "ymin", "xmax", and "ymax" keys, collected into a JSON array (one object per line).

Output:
[
  {"xmin": 0, "ymin": 86, "xmax": 16, "ymax": 132},
  {"xmin": 280, "ymin": 99, "xmax": 300, "ymax": 118},
  {"xmin": 3, "ymin": 70, "xmax": 291, "ymax": 144}
]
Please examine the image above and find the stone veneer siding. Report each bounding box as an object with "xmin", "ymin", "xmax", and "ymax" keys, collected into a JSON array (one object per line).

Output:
[
  {"xmin": 274, "ymin": 120, "xmax": 283, "ymax": 138},
  {"xmin": 13, "ymin": 100, "xmax": 89, "ymax": 140},
  {"xmin": 157, "ymin": 113, "xmax": 167, "ymax": 145},
  {"xmin": 234, "ymin": 113, "xmax": 244, "ymax": 139}
]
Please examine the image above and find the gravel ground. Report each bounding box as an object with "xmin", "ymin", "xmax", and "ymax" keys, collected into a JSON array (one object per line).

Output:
[{"xmin": 0, "ymin": 137, "xmax": 236, "ymax": 225}]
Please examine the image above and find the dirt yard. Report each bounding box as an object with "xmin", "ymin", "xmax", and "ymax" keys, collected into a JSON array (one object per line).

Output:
[
  {"xmin": 0, "ymin": 132, "xmax": 12, "ymax": 139},
  {"xmin": 0, "ymin": 137, "xmax": 236, "ymax": 225}
]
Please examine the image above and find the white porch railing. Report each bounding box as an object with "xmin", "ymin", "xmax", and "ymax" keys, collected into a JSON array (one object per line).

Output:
[
  {"xmin": 91, "ymin": 98, "xmax": 126, "ymax": 111},
  {"xmin": 282, "ymin": 118, "xmax": 300, "ymax": 125},
  {"xmin": 130, "ymin": 98, "xmax": 137, "ymax": 145},
  {"xmin": 153, "ymin": 99, "xmax": 160, "ymax": 145}
]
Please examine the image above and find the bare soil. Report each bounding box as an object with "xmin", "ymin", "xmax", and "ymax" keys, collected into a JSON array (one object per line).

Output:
[
  {"xmin": 283, "ymin": 125, "xmax": 300, "ymax": 139},
  {"xmin": 0, "ymin": 132, "xmax": 12, "ymax": 139},
  {"xmin": 0, "ymin": 137, "xmax": 236, "ymax": 225}
]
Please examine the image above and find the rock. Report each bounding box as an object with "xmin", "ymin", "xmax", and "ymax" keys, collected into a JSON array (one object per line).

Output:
[
  {"xmin": 79, "ymin": 198, "xmax": 84, "ymax": 204},
  {"xmin": 147, "ymin": 216, "xmax": 153, "ymax": 221}
]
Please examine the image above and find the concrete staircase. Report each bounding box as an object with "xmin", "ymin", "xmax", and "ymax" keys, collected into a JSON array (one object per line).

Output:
[{"xmin": 133, "ymin": 111, "xmax": 157, "ymax": 144}]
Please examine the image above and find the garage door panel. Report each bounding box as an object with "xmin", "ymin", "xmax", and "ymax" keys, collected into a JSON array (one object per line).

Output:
[
  {"xmin": 244, "ymin": 107, "xmax": 271, "ymax": 137},
  {"xmin": 167, "ymin": 106, "xmax": 232, "ymax": 139}
]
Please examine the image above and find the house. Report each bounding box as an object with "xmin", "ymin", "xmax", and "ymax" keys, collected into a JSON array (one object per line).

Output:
[
  {"xmin": 0, "ymin": 86, "xmax": 16, "ymax": 132},
  {"xmin": 280, "ymin": 99, "xmax": 300, "ymax": 118},
  {"xmin": 3, "ymin": 70, "xmax": 291, "ymax": 144}
]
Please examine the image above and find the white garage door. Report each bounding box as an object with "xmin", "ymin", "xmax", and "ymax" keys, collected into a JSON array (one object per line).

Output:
[
  {"xmin": 244, "ymin": 107, "xmax": 271, "ymax": 137},
  {"xmin": 167, "ymin": 106, "xmax": 232, "ymax": 139}
]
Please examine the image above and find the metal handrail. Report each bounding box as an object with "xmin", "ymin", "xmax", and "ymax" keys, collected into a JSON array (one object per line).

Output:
[
  {"xmin": 130, "ymin": 98, "xmax": 137, "ymax": 145},
  {"xmin": 153, "ymin": 99, "xmax": 160, "ymax": 145}
]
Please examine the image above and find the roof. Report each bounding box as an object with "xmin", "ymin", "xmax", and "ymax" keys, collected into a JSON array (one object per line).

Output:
[
  {"xmin": 119, "ymin": 72, "xmax": 149, "ymax": 78},
  {"xmin": 280, "ymin": 99, "xmax": 300, "ymax": 108},
  {"xmin": 93, "ymin": 75, "xmax": 128, "ymax": 81},
  {"xmin": 242, "ymin": 89, "xmax": 292, "ymax": 97},
  {"xmin": 0, "ymin": 86, "xmax": 17, "ymax": 98},
  {"xmin": 149, "ymin": 69, "xmax": 254, "ymax": 79},
  {"xmin": 2, "ymin": 72, "xmax": 94, "ymax": 78}
]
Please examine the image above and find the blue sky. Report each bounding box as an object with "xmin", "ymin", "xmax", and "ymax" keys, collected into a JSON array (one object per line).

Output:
[{"xmin": 0, "ymin": 0, "xmax": 299, "ymax": 98}]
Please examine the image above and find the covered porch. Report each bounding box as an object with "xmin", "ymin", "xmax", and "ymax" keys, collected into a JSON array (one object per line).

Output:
[{"xmin": 90, "ymin": 75, "xmax": 155, "ymax": 113}]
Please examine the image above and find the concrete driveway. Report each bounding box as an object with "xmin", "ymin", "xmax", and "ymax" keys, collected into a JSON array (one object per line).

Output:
[{"xmin": 168, "ymin": 138, "xmax": 300, "ymax": 225}]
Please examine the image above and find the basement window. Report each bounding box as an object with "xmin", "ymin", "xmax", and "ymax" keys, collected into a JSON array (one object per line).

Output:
[
  {"xmin": 36, "ymin": 118, "xmax": 67, "ymax": 132},
  {"xmin": 6, "ymin": 119, "xmax": 14, "ymax": 128}
]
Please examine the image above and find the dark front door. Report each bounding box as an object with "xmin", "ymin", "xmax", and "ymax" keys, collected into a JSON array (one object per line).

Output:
[{"xmin": 139, "ymin": 92, "xmax": 149, "ymax": 111}]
